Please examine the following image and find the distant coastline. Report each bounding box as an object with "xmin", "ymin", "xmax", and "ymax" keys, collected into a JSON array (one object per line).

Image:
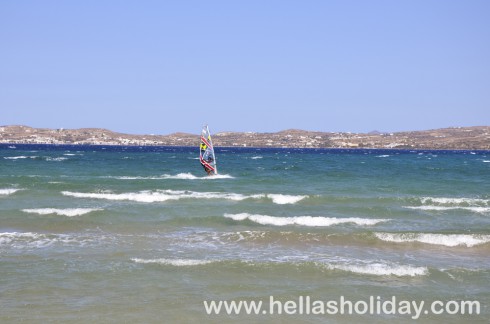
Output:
[{"xmin": 1, "ymin": 125, "xmax": 489, "ymax": 150}]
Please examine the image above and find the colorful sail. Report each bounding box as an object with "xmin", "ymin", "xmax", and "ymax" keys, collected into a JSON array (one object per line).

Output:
[{"xmin": 200, "ymin": 125, "xmax": 217, "ymax": 175}]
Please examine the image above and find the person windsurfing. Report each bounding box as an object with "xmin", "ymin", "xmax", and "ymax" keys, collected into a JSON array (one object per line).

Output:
[
  {"xmin": 201, "ymin": 147, "xmax": 214, "ymax": 175},
  {"xmin": 200, "ymin": 125, "xmax": 217, "ymax": 176}
]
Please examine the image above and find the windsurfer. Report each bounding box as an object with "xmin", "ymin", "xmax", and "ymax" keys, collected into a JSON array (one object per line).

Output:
[
  {"xmin": 200, "ymin": 125, "xmax": 217, "ymax": 176},
  {"xmin": 203, "ymin": 156, "xmax": 214, "ymax": 175}
]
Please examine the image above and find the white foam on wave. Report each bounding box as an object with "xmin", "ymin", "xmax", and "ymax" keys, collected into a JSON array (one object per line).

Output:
[
  {"xmin": 375, "ymin": 233, "xmax": 490, "ymax": 247},
  {"xmin": 3, "ymin": 155, "xmax": 68, "ymax": 161},
  {"xmin": 163, "ymin": 173, "xmax": 234, "ymax": 180},
  {"xmin": 376, "ymin": 155, "xmax": 390, "ymax": 158},
  {"xmin": 22, "ymin": 208, "xmax": 103, "ymax": 217},
  {"xmin": 224, "ymin": 213, "xmax": 388, "ymax": 227},
  {"xmin": 4, "ymin": 156, "xmax": 37, "ymax": 160},
  {"xmin": 131, "ymin": 258, "xmax": 214, "ymax": 266},
  {"xmin": 322, "ymin": 262, "xmax": 428, "ymax": 277},
  {"xmin": 0, "ymin": 188, "xmax": 22, "ymax": 195},
  {"xmin": 111, "ymin": 173, "xmax": 234, "ymax": 180},
  {"xmin": 62, "ymin": 190, "xmax": 307, "ymax": 204},
  {"xmin": 406, "ymin": 196, "xmax": 490, "ymax": 213},
  {"xmin": 0, "ymin": 232, "xmax": 99, "ymax": 248},
  {"xmin": 251, "ymin": 156, "xmax": 263, "ymax": 159},
  {"xmin": 45, "ymin": 157, "xmax": 68, "ymax": 161},
  {"xmin": 0, "ymin": 232, "xmax": 41, "ymax": 245},
  {"xmin": 163, "ymin": 173, "xmax": 199, "ymax": 180},
  {"xmin": 420, "ymin": 197, "xmax": 489, "ymax": 206},
  {"xmin": 62, "ymin": 190, "xmax": 264, "ymax": 203},
  {"xmin": 267, "ymin": 194, "xmax": 307, "ymax": 204},
  {"xmin": 405, "ymin": 206, "xmax": 490, "ymax": 213}
]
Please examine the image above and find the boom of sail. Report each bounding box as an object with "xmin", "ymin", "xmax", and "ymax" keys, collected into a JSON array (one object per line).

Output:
[{"xmin": 200, "ymin": 125, "xmax": 217, "ymax": 175}]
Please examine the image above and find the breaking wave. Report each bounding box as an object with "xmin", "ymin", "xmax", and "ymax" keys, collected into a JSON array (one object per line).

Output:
[
  {"xmin": 224, "ymin": 213, "xmax": 389, "ymax": 227},
  {"xmin": 3, "ymin": 155, "xmax": 38, "ymax": 160},
  {"xmin": 267, "ymin": 194, "xmax": 307, "ymax": 204},
  {"xmin": 0, "ymin": 232, "xmax": 103, "ymax": 248},
  {"xmin": 131, "ymin": 258, "xmax": 214, "ymax": 266},
  {"xmin": 320, "ymin": 262, "xmax": 428, "ymax": 277},
  {"xmin": 61, "ymin": 190, "xmax": 306, "ymax": 204},
  {"xmin": 130, "ymin": 257, "xmax": 426, "ymax": 276},
  {"xmin": 109, "ymin": 173, "xmax": 234, "ymax": 180},
  {"xmin": 21, "ymin": 208, "xmax": 103, "ymax": 217},
  {"xmin": 3, "ymin": 155, "xmax": 68, "ymax": 161},
  {"xmin": 405, "ymin": 196, "xmax": 490, "ymax": 213},
  {"xmin": 419, "ymin": 197, "xmax": 489, "ymax": 206},
  {"xmin": 405, "ymin": 206, "xmax": 490, "ymax": 213},
  {"xmin": 374, "ymin": 233, "xmax": 490, "ymax": 247},
  {"xmin": 0, "ymin": 188, "xmax": 22, "ymax": 195},
  {"xmin": 62, "ymin": 190, "xmax": 264, "ymax": 203}
]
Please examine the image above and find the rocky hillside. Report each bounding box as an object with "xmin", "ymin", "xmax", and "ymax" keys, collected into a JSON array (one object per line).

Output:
[{"xmin": 1, "ymin": 125, "xmax": 489, "ymax": 150}]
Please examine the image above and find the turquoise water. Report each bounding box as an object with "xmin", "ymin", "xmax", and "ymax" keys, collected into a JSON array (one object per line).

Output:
[{"xmin": 1, "ymin": 144, "xmax": 489, "ymax": 323}]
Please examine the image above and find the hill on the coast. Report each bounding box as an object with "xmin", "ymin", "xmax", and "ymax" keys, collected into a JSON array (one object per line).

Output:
[{"xmin": 0, "ymin": 125, "xmax": 489, "ymax": 150}]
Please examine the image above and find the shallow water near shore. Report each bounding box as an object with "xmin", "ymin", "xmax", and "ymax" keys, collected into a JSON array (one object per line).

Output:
[{"xmin": 1, "ymin": 144, "xmax": 489, "ymax": 323}]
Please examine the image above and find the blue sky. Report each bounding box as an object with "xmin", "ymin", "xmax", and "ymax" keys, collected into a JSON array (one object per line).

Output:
[{"xmin": 1, "ymin": 1, "xmax": 489, "ymax": 134}]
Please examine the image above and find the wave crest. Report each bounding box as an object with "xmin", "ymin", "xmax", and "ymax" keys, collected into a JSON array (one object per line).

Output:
[
  {"xmin": 0, "ymin": 232, "xmax": 102, "ymax": 248},
  {"xmin": 131, "ymin": 258, "xmax": 213, "ymax": 266},
  {"xmin": 0, "ymin": 188, "xmax": 22, "ymax": 195},
  {"xmin": 110, "ymin": 173, "xmax": 234, "ymax": 180},
  {"xmin": 322, "ymin": 262, "xmax": 428, "ymax": 277},
  {"xmin": 62, "ymin": 190, "xmax": 264, "ymax": 203},
  {"xmin": 375, "ymin": 233, "xmax": 490, "ymax": 247},
  {"xmin": 420, "ymin": 197, "xmax": 489, "ymax": 206},
  {"xmin": 22, "ymin": 208, "xmax": 103, "ymax": 217},
  {"xmin": 267, "ymin": 194, "xmax": 306, "ymax": 204},
  {"xmin": 405, "ymin": 196, "xmax": 490, "ymax": 213},
  {"xmin": 61, "ymin": 190, "xmax": 306, "ymax": 204},
  {"xmin": 224, "ymin": 213, "xmax": 388, "ymax": 227}
]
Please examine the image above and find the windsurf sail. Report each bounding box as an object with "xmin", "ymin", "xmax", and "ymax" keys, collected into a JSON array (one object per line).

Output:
[{"xmin": 200, "ymin": 125, "xmax": 217, "ymax": 175}]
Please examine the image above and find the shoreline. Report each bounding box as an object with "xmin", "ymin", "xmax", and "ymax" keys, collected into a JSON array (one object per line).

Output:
[{"xmin": 1, "ymin": 125, "xmax": 489, "ymax": 150}]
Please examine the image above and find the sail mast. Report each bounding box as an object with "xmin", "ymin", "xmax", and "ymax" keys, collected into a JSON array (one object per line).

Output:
[{"xmin": 207, "ymin": 125, "xmax": 217, "ymax": 175}]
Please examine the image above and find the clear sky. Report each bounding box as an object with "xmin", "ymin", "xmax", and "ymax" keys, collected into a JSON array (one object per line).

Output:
[{"xmin": 1, "ymin": 1, "xmax": 489, "ymax": 134}]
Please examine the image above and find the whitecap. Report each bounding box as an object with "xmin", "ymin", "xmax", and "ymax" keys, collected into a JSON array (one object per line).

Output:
[
  {"xmin": 0, "ymin": 188, "xmax": 22, "ymax": 195},
  {"xmin": 163, "ymin": 173, "xmax": 234, "ymax": 180},
  {"xmin": 266, "ymin": 194, "xmax": 307, "ymax": 204},
  {"xmin": 375, "ymin": 233, "xmax": 490, "ymax": 247},
  {"xmin": 4, "ymin": 156, "xmax": 37, "ymax": 160},
  {"xmin": 62, "ymin": 190, "xmax": 264, "ymax": 203},
  {"xmin": 420, "ymin": 197, "xmax": 489, "ymax": 206},
  {"xmin": 250, "ymin": 156, "xmax": 263, "ymax": 159},
  {"xmin": 0, "ymin": 232, "xmax": 42, "ymax": 246},
  {"xmin": 0, "ymin": 232, "xmax": 100, "ymax": 248},
  {"xmin": 405, "ymin": 206, "xmax": 490, "ymax": 213},
  {"xmin": 321, "ymin": 262, "xmax": 428, "ymax": 277},
  {"xmin": 109, "ymin": 173, "xmax": 234, "ymax": 180},
  {"xmin": 22, "ymin": 208, "xmax": 103, "ymax": 217},
  {"xmin": 131, "ymin": 258, "xmax": 213, "ymax": 266},
  {"xmin": 224, "ymin": 213, "xmax": 389, "ymax": 227},
  {"xmin": 45, "ymin": 157, "xmax": 68, "ymax": 161}
]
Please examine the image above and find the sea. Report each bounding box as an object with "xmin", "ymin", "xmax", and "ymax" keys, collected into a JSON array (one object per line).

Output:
[{"xmin": 1, "ymin": 144, "xmax": 489, "ymax": 323}]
